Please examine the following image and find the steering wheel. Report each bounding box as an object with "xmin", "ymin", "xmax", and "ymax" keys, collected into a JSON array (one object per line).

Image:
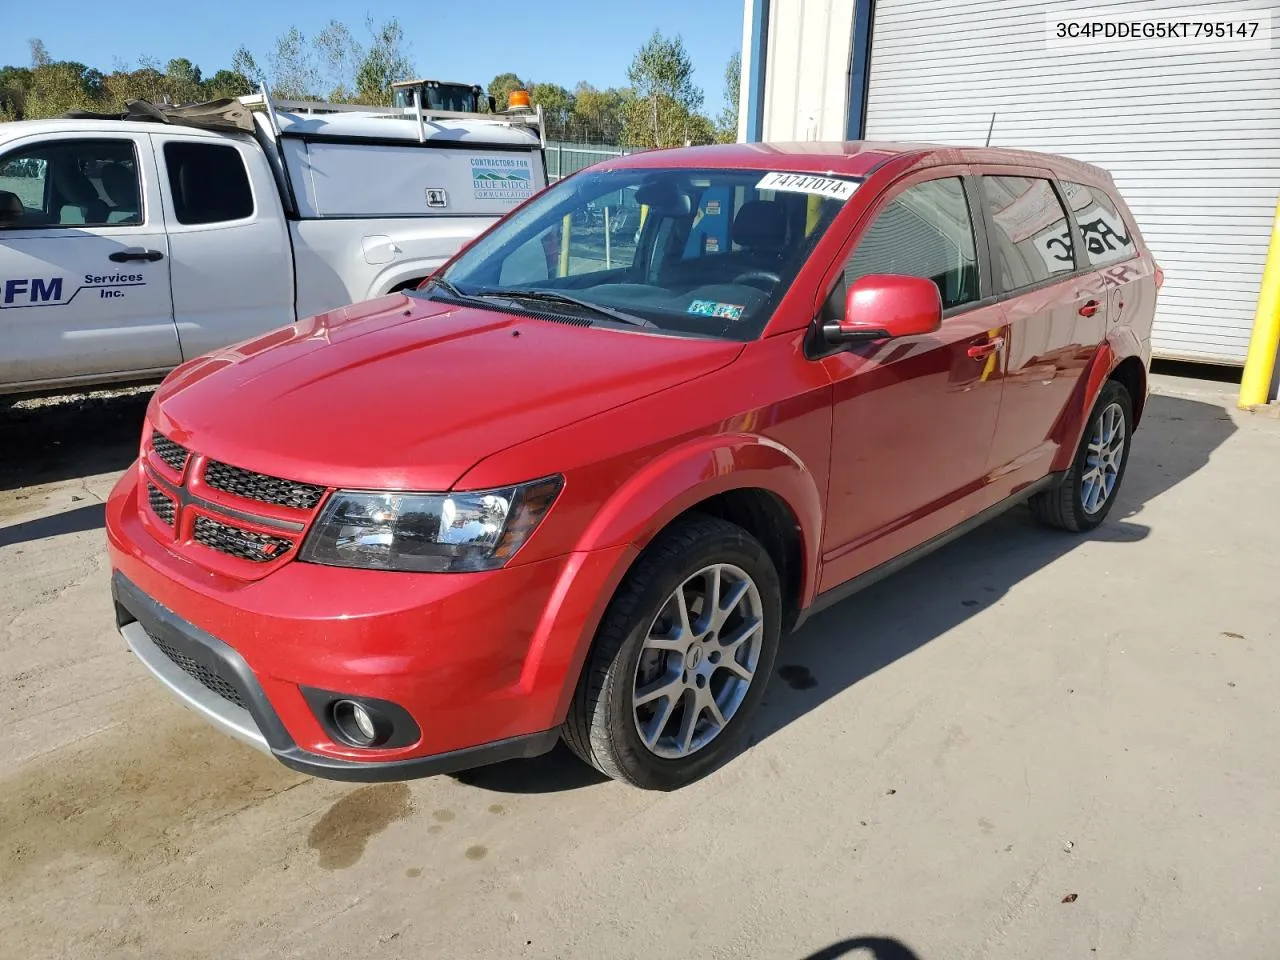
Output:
[{"xmin": 731, "ymin": 269, "xmax": 781, "ymax": 290}]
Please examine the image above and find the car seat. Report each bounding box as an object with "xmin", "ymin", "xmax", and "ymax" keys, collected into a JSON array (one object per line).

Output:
[
  {"xmin": 100, "ymin": 163, "xmax": 141, "ymax": 224},
  {"xmin": 48, "ymin": 155, "xmax": 108, "ymax": 225},
  {"xmin": 730, "ymin": 201, "xmax": 788, "ymax": 266}
]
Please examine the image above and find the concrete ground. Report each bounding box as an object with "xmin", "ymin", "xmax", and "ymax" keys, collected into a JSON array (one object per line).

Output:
[{"xmin": 1, "ymin": 375, "xmax": 1277, "ymax": 960}]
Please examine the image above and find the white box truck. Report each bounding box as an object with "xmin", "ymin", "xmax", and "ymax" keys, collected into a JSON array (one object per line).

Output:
[{"xmin": 0, "ymin": 92, "xmax": 547, "ymax": 398}]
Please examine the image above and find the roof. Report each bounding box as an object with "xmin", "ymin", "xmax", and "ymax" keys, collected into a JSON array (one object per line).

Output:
[
  {"xmin": 0, "ymin": 111, "xmax": 542, "ymax": 150},
  {"xmin": 600, "ymin": 140, "xmax": 1114, "ymax": 184},
  {"xmin": 0, "ymin": 117, "xmax": 242, "ymax": 144},
  {"xmin": 273, "ymin": 111, "xmax": 541, "ymax": 148}
]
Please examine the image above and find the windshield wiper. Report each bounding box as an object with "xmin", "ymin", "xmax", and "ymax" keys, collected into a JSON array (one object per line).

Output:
[
  {"xmin": 420, "ymin": 275, "xmax": 484, "ymax": 303},
  {"xmin": 482, "ymin": 288, "xmax": 657, "ymax": 329}
]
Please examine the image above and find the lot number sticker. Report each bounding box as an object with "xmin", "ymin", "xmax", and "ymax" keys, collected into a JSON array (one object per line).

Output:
[{"xmin": 756, "ymin": 172, "xmax": 858, "ymax": 201}]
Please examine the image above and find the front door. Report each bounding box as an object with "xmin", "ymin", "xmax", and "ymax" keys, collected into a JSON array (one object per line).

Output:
[
  {"xmin": 818, "ymin": 173, "xmax": 1006, "ymax": 593},
  {"xmin": 0, "ymin": 133, "xmax": 178, "ymax": 391}
]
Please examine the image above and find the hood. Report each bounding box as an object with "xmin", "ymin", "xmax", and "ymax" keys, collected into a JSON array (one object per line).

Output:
[{"xmin": 153, "ymin": 294, "xmax": 743, "ymax": 491}]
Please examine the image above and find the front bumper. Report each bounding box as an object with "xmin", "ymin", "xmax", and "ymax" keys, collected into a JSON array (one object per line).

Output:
[{"xmin": 106, "ymin": 464, "xmax": 634, "ymax": 779}]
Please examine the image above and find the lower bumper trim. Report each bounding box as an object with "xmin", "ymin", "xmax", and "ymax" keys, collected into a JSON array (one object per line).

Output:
[
  {"xmin": 113, "ymin": 571, "xmax": 561, "ymax": 783},
  {"xmin": 274, "ymin": 729, "xmax": 561, "ymax": 782}
]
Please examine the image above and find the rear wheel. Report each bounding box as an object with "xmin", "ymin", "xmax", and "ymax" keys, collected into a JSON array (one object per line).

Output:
[
  {"xmin": 1031, "ymin": 379, "xmax": 1133, "ymax": 532},
  {"xmin": 563, "ymin": 515, "xmax": 781, "ymax": 790}
]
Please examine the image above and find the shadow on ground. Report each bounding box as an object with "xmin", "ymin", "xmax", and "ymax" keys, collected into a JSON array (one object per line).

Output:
[
  {"xmin": 802, "ymin": 937, "xmax": 922, "ymax": 960},
  {"xmin": 461, "ymin": 391, "xmax": 1236, "ymax": 793},
  {"xmin": 0, "ymin": 388, "xmax": 152, "ymax": 493}
]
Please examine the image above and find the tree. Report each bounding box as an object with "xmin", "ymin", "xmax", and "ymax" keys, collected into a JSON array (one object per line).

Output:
[
  {"xmin": 29, "ymin": 39, "xmax": 51, "ymax": 69},
  {"xmin": 354, "ymin": 17, "xmax": 413, "ymax": 105},
  {"xmin": 164, "ymin": 58, "xmax": 205, "ymax": 104},
  {"xmin": 570, "ymin": 83, "xmax": 632, "ymax": 143},
  {"xmin": 231, "ymin": 46, "xmax": 262, "ymax": 86},
  {"xmin": 205, "ymin": 69, "xmax": 255, "ymax": 99},
  {"xmin": 625, "ymin": 31, "xmax": 706, "ymax": 148},
  {"xmin": 267, "ymin": 27, "xmax": 320, "ymax": 99},
  {"xmin": 717, "ymin": 52, "xmax": 740, "ymax": 143},
  {"xmin": 487, "ymin": 72, "xmax": 525, "ymax": 109},
  {"xmin": 529, "ymin": 82, "xmax": 574, "ymax": 135}
]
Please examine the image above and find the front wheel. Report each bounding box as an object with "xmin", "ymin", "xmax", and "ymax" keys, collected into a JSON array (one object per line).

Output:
[
  {"xmin": 1031, "ymin": 379, "xmax": 1134, "ymax": 532},
  {"xmin": 563, "ymin": 515, "xmax": 781, "ymax": 790}
]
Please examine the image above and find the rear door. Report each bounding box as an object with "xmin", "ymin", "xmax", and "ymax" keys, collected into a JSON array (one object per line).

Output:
[
  {"xmin": 0, "ymin": 131, "xmax": 178, "ymax": 391},
  {"xmin": 149, "ymin": 133, "xmax": 295, "ymax": 361},
  {"xmin": 818, "ymin": 171, "xmax": 1007, "ymax": 592},
  {"xmin": 979, "ymin": 170, "xmax": 1107, "ymax": 480}
]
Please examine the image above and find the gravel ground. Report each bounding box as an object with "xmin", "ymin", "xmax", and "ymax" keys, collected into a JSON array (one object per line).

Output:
[{"xmin": 1, "ymin": 375, "xmax": 1277, "ymax": 960}]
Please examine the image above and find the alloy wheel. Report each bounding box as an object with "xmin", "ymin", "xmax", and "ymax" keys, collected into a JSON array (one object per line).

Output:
[
  {"xmin": 631, "ymin": 563, "xmax": 764, "ymax": 759},
  {"xmin": 1082, "ymin": 401, "xmax": 1126, "ymax": 515}
]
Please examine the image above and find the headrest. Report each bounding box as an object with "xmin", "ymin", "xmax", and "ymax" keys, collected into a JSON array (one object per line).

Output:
[
  {"xmin": 731, "ymin": 201, "xmax": 787, "ymax": 252},
  {"xmin": 100, "ymin": 164, "xmax": 137, "ymax": 205},
  {"xmin": 0, "ymin": 190, "xmax": 22, "ymax": 222},
  {"xmin": 634, "ymin": 179, "xmax": 694, "ymax": 217}
]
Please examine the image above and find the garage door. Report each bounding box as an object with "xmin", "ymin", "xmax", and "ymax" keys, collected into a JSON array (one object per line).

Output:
[{"xmin": 861, "ymin": 0, "xmax": 1280, "ymax": 364}]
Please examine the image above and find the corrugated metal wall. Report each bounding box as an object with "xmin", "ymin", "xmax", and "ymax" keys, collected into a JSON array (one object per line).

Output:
[{"xmin": 857, "ymin": 0, "xmax": 1280, "ymax": 364}]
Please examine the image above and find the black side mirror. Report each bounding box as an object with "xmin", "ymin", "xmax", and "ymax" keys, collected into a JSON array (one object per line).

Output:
[{"xmin": 0, "ymin": 190, "xmax": 23, "ymax": 227}]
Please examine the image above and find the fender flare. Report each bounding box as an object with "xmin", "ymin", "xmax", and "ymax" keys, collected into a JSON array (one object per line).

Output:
[
  {"xmin": 1050, "ymin": 341, "xmax": 1117, "ymax": 472},
  {"xmin": 574, "ymin": 432, "xmax": 825, "ymax": 607}
]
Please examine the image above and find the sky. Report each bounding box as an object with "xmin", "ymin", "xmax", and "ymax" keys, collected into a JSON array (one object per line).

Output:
[{"xmin": 2, "ymin": 0, "xmax": 745, "ymax": 110}]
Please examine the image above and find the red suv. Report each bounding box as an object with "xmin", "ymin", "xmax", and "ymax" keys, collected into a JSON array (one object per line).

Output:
[{"xmin": 106, "ymin": 143, "xmax": 1159, "ymax": 790}]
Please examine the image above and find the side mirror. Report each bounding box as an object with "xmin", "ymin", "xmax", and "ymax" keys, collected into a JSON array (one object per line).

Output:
[
  {"xmin": 0, "ymin": 190, "xmax": 23, "ymax": 227},
  {"xmin": 824, "ymin": 274, "xmax": 943, "ymax": 344}
]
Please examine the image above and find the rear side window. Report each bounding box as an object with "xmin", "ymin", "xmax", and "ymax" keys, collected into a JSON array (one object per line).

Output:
[
  {"xmin": 1062, "ymin": 181, "xmax": 1138, "ymax": 267},
  {"xmin": 163, "ymin": 142, "xmax": 253, "ymax": 225},
  {"xmin": 982, "ymin": 176, "xmax": 1074, "ymax": 292},
  {"xmin": 841, "ymin": 177, "xmax": 978, "ymax": 311}
]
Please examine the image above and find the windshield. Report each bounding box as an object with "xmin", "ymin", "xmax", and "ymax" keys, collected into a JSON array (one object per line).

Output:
[{"xmin": 432, "ymin": 166, "xmax": 859, "ymax": 340}]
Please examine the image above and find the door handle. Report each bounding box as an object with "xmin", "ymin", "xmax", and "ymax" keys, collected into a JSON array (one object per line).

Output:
[
  {"xmin": 1078, "ymin": 299, "xmax": 1101, "ymax": 318},
  {"xmin": 967, "ymin": 337, "xmax": 1004, "ymax": 360},
  {"xmin": 109, "ymin": 248, "xmax": 164, "ymax": 263}
]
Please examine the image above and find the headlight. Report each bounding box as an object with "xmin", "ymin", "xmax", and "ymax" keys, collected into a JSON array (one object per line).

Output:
[{"xmin": 300, "ymin": 476, "xmax": 562, "ymax": 572}]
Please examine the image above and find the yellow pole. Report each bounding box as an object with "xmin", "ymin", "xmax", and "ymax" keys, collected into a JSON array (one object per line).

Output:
[
  {"xmin": 1239, "ymin": 195, "xmax": 1280, "ymax": 408},
  {"xmin": 639, "ymin": 204, "xmax": 649, "ymax": 232},
  {"xmin": 558, "ymin": 214, "xmax": 571, "ymax": 277},
  {"xmin": 805, "ymin": 194, "xmax": 822, "ymax": 236}
]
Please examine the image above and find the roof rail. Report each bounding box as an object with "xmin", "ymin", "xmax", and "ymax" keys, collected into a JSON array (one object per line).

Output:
[{"xmin": 238, "ymin": 92, "xmax": 544, "ymax": 145}]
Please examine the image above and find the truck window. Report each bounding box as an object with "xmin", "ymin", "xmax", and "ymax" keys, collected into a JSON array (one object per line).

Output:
[
  {"xmin": 163, "ymin": 142, "xmax": 253, "ymax": 225},
  {"xmin": 0, "ymin": 139, "xmax": 141, "ymax": 228}
]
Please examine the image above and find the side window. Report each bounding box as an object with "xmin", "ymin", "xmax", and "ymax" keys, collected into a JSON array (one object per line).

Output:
[
  {"xmin": 982, "ymin": 176, "xmax": 1074, "ymax": 291},
  {"xmin": 1061, "ymin": 181, "xmax": 1137, "ymax": 267},
  {"xmin": 0, "ymin": 139, "xmax": 140, "ymax": 229},
  {"xmin": 163, "ymin": 142, "xmax": 253, "ymax": 225},
  {"xmin": 842, "ymin": 177, "xmax": 978, "ymax": 311}
]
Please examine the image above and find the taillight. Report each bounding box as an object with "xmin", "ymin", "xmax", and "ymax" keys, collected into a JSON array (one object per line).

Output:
[{"xmin": 1154, "ymin": 264, "xmax": 1165, "ymax": 290}]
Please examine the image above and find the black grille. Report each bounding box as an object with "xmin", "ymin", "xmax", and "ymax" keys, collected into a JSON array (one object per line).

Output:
[
  {"xmin": 146, "ymin": 483, "xmax": 176, "ymax": 526},
  {"xmin": 193, "ymin": 516, "xmax": 294, "ymax": 563},
  {"xmin": 148, "ymin": 630, "xmax": 247, "ymax": 710},
  {"xmin": 203, "ymin": 460, "xmax": 326, "ymax": 510},
  {"xmin": 151, "ymin": 431, "xmax": 189, "ymax": 473}
]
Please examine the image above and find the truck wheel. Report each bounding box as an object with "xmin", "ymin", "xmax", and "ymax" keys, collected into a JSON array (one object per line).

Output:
[
  {"xmin": 563, "ymin": 515, "xmax": 781, "ymax": 790},
  {"xmin": 1031, "ymin": 379, "xmax": 1134, "ymax": 532}
]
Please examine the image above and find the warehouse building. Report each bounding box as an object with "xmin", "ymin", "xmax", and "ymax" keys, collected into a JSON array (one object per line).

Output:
[{"xmin": 738, "ymin": 0, "xmax": 1280, "ymax": 379}]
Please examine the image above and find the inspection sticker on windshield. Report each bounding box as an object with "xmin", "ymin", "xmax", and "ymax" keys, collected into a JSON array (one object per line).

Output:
[
  {"xmin": 688, "ymin": 299, "xmax": 744, "ymax": 321},
  {"xmin": 756, "ymin": 171, "xmax": 858, "ymax": 201}
]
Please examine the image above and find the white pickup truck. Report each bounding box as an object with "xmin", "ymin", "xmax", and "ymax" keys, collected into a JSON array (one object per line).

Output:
[{"xmin": 0, "ymin": 94, "xmax": 547, "ymax": 398}]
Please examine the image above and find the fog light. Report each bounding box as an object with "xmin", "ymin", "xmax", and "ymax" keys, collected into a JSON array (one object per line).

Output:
[{"xmin": 332, "ymin": 699, "xmax": 383, "ymax": 746}]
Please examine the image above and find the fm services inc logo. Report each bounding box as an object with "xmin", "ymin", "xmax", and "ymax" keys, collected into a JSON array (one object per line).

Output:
[
  {"xmin": 471, "ymin": 157, "xmax": 533, "ymax": 202},
  {"xmin": 0, "ymin": 272, "xmax": 146, "ymax": 309}
]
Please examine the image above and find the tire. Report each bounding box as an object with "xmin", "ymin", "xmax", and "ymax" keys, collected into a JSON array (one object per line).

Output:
[
  {"xmin": 1031, "ymin": 379, "xmax": 1134, "ymax": 532},
  {"xmin": 563, "ymin": 514, "xmax": 782, "ymax": 790}
]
